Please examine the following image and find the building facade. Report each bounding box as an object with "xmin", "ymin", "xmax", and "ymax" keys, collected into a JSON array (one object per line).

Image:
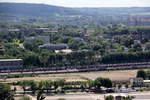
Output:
[
  {"xmin": 0, "ymin": 59, "xmax": 23, "ymax": 70},
  {"xmin": 39, "ymin": 43, "xmax": 68, "ymax": 50}
]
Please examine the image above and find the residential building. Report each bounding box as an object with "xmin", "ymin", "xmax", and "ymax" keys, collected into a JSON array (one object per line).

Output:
[
  {"xmin": 55, "ymin": 49, "xmax": 73, "ymax": 54},
  {"xmin": 24, "ymin": 36, "xmax": 49, "ymax": 43},
  {"xmin": 39, "ymin": 43, "xmax": 68, "ymax": 50},
  {"xmin": 130, "ymin": 78, "xmax": 144, "ymax": 87}
]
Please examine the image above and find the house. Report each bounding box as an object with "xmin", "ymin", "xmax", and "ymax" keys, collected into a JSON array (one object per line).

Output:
[
  {"xmin": 55, "ymin": 49, "xmax": 73, "ymax": 54},
  {"xmin": 124, "ymin": 47, "xmax": 129, "ymax": 52},
  {"xmin": 24, "ymin": 37, "xmax": 35, "ymax": 42},
  {"xmin": 34, "ymin": 28, "xmax": 58, "ymax": 33},
  {"xmin": 36, "ymin": 36, "xmax": 49, "ymax": 43},
  {"xmin": 0, "ymin": 59, "xmax": 23, "ymax": 70},
  {"xmin": 109, "ymin": 49, "xmax": 117, "ymax": 53},
  {"xmin": 83, "ymin": 28, "xmax": 95, "ymax": 36},
  {"xmin": 8, "ymin": 28, "xmax": 20, "ymax": 32},
  {"xmin": 24, "ymin": 36, "xmax": 49, "ymax": 43},
  {"xmin": 0, "ymin": 28, "xmax": 20, "ymax": 33},
  {"xmin": 39, "ymin": 43, "xmax": 68, "ymax": 50},
  {"xmin": 130, "ymin": 78, "xmax": 144, "ymax": 87},
  {"xmin": 34, "ymin": 28, "xmax": 50, "ymax": 33}
]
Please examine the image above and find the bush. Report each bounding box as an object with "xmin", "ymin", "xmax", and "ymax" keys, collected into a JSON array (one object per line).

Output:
[{"xmin": 105, "ymin": 95, "xmax": 114, "ymax": 100}]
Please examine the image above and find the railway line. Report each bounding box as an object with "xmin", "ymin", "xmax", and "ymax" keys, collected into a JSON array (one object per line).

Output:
[{"xmin": 1, "ymin": 62, "xmax": 150, "ymax": 75}]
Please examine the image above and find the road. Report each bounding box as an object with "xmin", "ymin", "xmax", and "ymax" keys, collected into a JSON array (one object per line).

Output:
[{"xmin": 36, "ymin": 92, "xmax": 150, "ymax": 100}]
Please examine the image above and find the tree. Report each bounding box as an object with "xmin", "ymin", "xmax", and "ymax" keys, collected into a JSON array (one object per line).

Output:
[
  {"xmin": 125, "ymin": 84, "xmax": 129, "ymax": 89},
  {"xmin": 146, "ymin": 70, "xmax": 150, "ymax": 79},
  {"xmin": 53, "ymin": 80, "xmax": 59, "ymax": 92},
  {"xmin": 101, "ymin": 78, "xmax": 112, "ymax": 88},
  {"xmin": 87, "ymin": 80, "xmax": 95, "ymax": 90},
  {"xmin": 94, "ymin": 78, "xmax": 102, "ymax": 89},
  {"xmin": 44, "ymin": 80, "xmax": 53, "ymax": 93},
  {"xmin": 30, "ymin": 81, "xmax": 38, "ymax": 94},
  {"xmin": 122, "ymin": 96, "xmax": 133, "ymax": 100},
  {"xmin": 118, "ymin": 84, "xmax": 122, "ymax": 89},
  {"xmin": 94, "ymin": 77, "xmax": 112, "ymax": 90},
  {"xmin": 145, "ymin": 42, "xmax": 150, "ymax": 51},
  {"xmin": 132, "ymin": 43, "xmax": 142, "ymax": 52},
  {"xmin": 23, "ymin": 53, "xmax": 41, "ymax": 67},
  {"xmin": 105, "ymin": 95, "xmax": 114, "ymax": 100},
  {"xmin": 137, "ymin": 70, "xmax": 147, "ymax": 79},
  {"xmin": 0, "ymin": 83, "xmax": 14, "ymax": 100},
  {"xmin": 57, "ymin": 79, "xmax": 65, "ymax": 92},
  {"xmin": 20, "ymin": 81, "xmax": 28, "ymax": 94},
  {"xmin": 121, "ymin": 36, "xmax": 134, "ymax": 47}
]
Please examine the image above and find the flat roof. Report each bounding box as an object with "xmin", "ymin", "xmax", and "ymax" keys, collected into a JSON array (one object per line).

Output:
[
  {"xmin": 144, "ymin": 80, "xmax": 150, "ymax": 83},
  {"xmin": 0, "ymin": 59, "xmax": 23, "ymax": 61}
]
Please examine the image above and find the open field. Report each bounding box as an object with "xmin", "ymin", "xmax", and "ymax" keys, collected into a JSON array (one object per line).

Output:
[
  {"xmin": 0, "ymin": 69, "xmax": 144, "ymax": 83},
  {"xmin": 72, "ymin": 69, "xmax": 138, "ymax": 81}
]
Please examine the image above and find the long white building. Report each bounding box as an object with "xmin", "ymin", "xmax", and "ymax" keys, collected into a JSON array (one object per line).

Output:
[{"xmin": 0, "ymin": 59, "xmax": 23, "ymax": 70}]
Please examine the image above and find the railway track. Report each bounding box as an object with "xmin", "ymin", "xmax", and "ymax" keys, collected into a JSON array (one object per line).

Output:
[{"xmin": 1, "ymin": 62, "xmax": 150, "ymax": 75}]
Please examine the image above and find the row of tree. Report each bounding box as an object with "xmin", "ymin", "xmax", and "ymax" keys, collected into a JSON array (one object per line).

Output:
[
  {"xmin": 101, "ymin": 51, "xmax": 150, "ymax": 64},
  {"xmin": 15, "ymin": 77, "xmax": 112, "ymax": 94}
]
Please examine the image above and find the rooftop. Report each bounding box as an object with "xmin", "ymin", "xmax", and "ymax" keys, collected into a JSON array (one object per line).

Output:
[
  {"xmin": 0, "ymin": 59, "xmax": 23, "ymax": 62},
  {"xmin": 144, "ymin": 80, "xmax": 150, "ymax": 83}
]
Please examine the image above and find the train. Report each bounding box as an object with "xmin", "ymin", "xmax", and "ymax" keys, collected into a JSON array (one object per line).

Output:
[{"xmin": 1, "ymin": 62, "xmax": 150, "ymax": 74}]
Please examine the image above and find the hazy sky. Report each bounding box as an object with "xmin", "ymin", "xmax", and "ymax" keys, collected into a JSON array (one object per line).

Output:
[{"xmin": 0, "ymin": 0, "xmax": 150, "ymax": 7}]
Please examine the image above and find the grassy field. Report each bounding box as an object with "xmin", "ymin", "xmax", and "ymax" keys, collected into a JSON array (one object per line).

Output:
[{"xmin": 1, "ymin": 69, "xmax": 143, "ymax": 83}]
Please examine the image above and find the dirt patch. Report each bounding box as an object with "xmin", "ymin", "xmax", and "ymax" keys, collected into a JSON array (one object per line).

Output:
[{"xmin": 2, "ymin": 69, "xmax": 141, "ymax": 83}]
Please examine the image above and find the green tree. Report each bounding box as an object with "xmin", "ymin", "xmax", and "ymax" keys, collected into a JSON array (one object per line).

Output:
[
  {"xmin": 30, "ymin": 81, "xmax": 38, "ymax": 94},
  {"xmin": 94, "ymin": 77, "xmax": 102, "ymax": 91},
  {"xmin": 121, "ymin": 36, "xmax": 134, "ymax": 47},
  {"xmin": 132, "ymin": 43, "xmax": 142, "ymax": 52},
  {"xmin": 101, "ymin": 78, "xmax": 112, "ymax": 88},
  {"xmin": 105, "ymin": 95, "xmax": 114, "ymax": 100},
  {"xmin": 0, "ymin": 83, "xmax": 14, "ymax": 100},
  {"xmin": 145, "ymin": 42, "xmax": 150, "ymax": 51},
  {"xmin": 137, "ymin": 70, "xmax": 147, "ymax": 79}
]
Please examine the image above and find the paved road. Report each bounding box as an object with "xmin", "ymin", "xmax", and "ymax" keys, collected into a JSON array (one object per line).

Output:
[
  {"xmin": 38, "ymin": 92, "xmax": 150, "ymax": 100},
  {"xmin": 132, "ymin": 92, "xmax": 150, "ymax": 100},
  {"xmin": 45, "ymin": 93, "xmax": 102, "ymax": 100}
]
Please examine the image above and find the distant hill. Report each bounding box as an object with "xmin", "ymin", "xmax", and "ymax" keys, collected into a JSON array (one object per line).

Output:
[
  {"xmin": 0, "ymin": 3, "xmax": 150, "ymax": 26},
  {"xmin": 1, "ymin": 3, "xmax": 150, "ymax": 17},
  {"xmin": 0, "ymin": 3, "xmax": 81, "ymax": 17}
]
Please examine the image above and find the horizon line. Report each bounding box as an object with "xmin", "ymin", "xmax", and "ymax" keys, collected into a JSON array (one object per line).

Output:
[{"xmin": 0, "ymin": 2, "xmax": 150, "ymax": 8}]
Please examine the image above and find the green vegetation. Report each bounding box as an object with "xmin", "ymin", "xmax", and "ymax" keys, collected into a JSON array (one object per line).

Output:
[
  {"xmin": 137, "ymin": 69, "xmax": 150, "ymax": 79},
  {"xmin": 0, "ymin": 83, "xmax": 14, "ymax": 100},
  {"xmin": 15, "ymin": 77, "xmax": 112, "ymax": 94},
  {"xmin": 104, "ymin": 95, "xmax": 133, "ymax": 100},
  {"xmin": 101, "ymin": 51, "xmax": 150, "ymax": 64},
  {"xmin": 1, "ymin": 23, "xmax": 150, "ymax": 69},
  {"xmin": 105, "ymin": 95, "xmax": 114, "ymax": 100}
]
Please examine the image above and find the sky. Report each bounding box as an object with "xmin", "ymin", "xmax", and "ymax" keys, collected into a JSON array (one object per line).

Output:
[{"xmin": 0, "ymin": 0, "xmax": 150, "ymax": 7}]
